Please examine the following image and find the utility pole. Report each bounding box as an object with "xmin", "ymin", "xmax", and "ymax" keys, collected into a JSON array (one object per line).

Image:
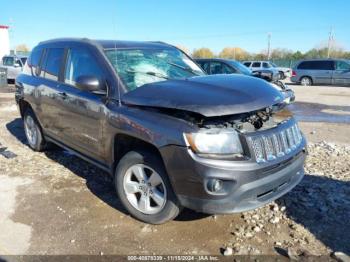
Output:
[
  {"xmin": 267, "ymin": 33, "xmax": 271, "ymax": 60},
  {"xmin": 327, "ymin": 27, "xmax": 333, "ymax": 58}
]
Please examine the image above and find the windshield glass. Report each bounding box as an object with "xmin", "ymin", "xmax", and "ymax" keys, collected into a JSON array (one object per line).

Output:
[
  {"xmin": 104, "ymin": 48, "xmax": 205, "ymax": 91},
  {"xmin": 228, "ymin": 61, "xmax": 252, "ymax": 75},
  {"xmin": 2, "ymin": 57, "xmax": 14, "ymax": 66},
  {"xmin": 271, "ymin": 62, "xmax": 277, "ymax": 67}
]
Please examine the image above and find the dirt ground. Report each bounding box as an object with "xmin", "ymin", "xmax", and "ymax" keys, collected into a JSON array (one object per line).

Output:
[{"xmin": 0, "ymin": 83, "xmax": 349, "ymax": 259}]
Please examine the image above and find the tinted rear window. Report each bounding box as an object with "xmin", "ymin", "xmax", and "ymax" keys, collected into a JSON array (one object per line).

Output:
[
  {"xmin": 41, "ymin": 48, "xmax": 65, "ymax": 80},
  {"xmin": 298, "ymin": 60, "xmax": 334, "ymax": 70}
]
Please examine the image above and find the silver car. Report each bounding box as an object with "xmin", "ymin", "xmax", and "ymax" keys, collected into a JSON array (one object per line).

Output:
[
  {"xmin": 243, "ymin": 60, "xmax": 291, "ymax": 79},
  {"xmin": 0, "ymin": 55, "xmax": 28, "ymax": 83},
  {"xmin": 291, "ymin": 59, "xmax": 350, "ymax": 86}
]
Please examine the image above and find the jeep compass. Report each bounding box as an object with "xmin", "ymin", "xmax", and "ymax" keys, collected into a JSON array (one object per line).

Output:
[{"xmin": 16, "ymin": 38, "xmax": 306, "ymax": 224}]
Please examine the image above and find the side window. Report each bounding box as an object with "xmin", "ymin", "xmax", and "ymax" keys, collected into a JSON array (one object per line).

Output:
[
  {"xmin": 210, "ymin": 62, "xmax": 234, "ymax": 74},
  {"xmin": 243, "ymin": 62, "xmax": 251, "ymax": 67},
  {"xmin": 20, "ymin": 57, "xmax": 27, "ymax": 66},
  {"xmin": 27, "ymin": 48, "xmax": 43, "ymax": 76},
  {"xmin": 298, "ymin": 61, "xmax": 313, "ymax": 70},
  {"xmin": 64, "ymin": 47, "xmax": 104, "ymax": 88},
  {"xmin": 297, "ymin": 61, "xmax": 307, "ymax": 69},
  {"xmin": 315, "ymin": 61, "xmax": 334, "ymax": 70},
  {"xmin": 263, "ymin": 62, "xmax": 270, "ymax": 68},
  {"xmin": 336, "ymin": 61, "xmax": 350, "ymax": 70},
  {"xmin": 2, "ymin": 57, "xmax": 14, "ymax": 66},
  {"xmin": 201, "ymin": 62, "xmax": 210, "ymax": 74},
  {"xmin": 252, "ymin": 62, "xmax": 261, "ymax": 68},
  {"xmin": 41, "ymin": 48, "xmax": 65, "ymax": 81}
]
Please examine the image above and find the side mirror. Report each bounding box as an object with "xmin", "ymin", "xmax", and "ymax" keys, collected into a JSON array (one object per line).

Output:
[
  {"xmin": 76, "ymin": 75, "xmax": 107, "ymax": 95},
  {"xmin": 14, "ymin": 62, "xmax": 21, "ymax": 68}
]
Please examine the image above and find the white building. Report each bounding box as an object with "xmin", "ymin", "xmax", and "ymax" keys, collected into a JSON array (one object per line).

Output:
[{"xmin": 0, "ymin": 25, "xmax": 10, "ymax": 61}]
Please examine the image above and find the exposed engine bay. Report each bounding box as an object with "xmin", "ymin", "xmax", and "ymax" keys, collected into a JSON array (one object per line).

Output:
[{"xmin": 149, "ymin": 102, "xmax": 293, "ymax": 133}]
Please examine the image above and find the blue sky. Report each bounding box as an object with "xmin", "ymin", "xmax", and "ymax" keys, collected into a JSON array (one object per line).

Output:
[{"xmin": 1, "ymin": 0, "xmax": 349, "ymax": 53}]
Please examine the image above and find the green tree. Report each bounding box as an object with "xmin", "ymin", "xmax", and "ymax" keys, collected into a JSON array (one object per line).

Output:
[
  {"xmin": 219, "ymin": 47, "xmax": 249, "ymax": 60},
  {"xmin": 15, "ymin": 44, "xmax": 30, "ymax": 52},
  {"xmin": 270, "ymin": 48, "xmax": 294, "ymax": 60},
  {"xmin": 291, "ymin": 51, "xmax": 305, "ymax": 60},
  {"xmin": 192, "ymin": 48, "xmax": 214, "ymax": 58}
]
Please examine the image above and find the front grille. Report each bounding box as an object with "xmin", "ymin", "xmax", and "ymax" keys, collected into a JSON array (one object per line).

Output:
[{"xmin": 247, "ymin": 122, "xmax": 303, "ymax": 163}]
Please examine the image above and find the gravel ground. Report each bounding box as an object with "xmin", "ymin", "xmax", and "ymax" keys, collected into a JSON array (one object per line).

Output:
[{"xmin": 0, "ymin": 85, "xmax": 349, "ymax": 259}]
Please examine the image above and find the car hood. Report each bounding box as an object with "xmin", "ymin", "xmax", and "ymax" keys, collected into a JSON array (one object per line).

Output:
[{"xmin": 122, "ymin": 74, "xmax": 285, "ymax": 117}]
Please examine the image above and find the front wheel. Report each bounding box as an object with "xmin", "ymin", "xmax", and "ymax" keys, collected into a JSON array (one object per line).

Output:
[
  {"xmin": 300, "ymin": 76, "xmax": 312, "ymax": 86},
  {"xmin": 114, "ymin": 150, "xmax": 181, "ymax": 224}
]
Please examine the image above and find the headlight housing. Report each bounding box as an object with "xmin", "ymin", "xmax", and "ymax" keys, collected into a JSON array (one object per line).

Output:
[{"xmin": 184, "ymin": 129, "xmax": 243, "ymax": 156}]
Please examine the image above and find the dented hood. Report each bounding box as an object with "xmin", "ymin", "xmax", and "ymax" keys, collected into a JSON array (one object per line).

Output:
[{"xmin": 122, "ymin": 74, "xmax": 284, "ymax": 117}]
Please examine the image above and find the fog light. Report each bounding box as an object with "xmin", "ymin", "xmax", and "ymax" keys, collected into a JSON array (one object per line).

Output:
[{"xmin": 207, "ymin": 179, "xmax": 223, "ymax": 192}]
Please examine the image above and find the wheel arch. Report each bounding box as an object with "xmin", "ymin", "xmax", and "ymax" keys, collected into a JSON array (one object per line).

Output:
[
  {"xmin": 18, "ymin": 99, "xmax": 33, "ymax": 118},
  {"xmin": 112, "ymin": 133, "xmax": 165, "ymax": 173},
  {"xmin": 299, "ymin": 75, "xmax": 313, "ymax": 84}
]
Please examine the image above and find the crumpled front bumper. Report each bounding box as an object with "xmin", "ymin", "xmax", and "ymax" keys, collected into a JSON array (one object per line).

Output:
[{"xmin": 160, "ymin": 141, "xmax": 306, "ymax": 214}]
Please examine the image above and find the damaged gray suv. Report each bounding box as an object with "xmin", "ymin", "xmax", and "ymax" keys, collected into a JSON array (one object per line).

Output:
[{"xmin": 16, "ymin": 38, "xmax": 306, "ymax": 224}]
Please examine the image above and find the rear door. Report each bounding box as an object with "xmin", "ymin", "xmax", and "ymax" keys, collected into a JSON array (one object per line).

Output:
[
  {"xmin": 36, "ymin": 47, "xmax": 66, "ymax": 138},
  {"xmin": 312, "ymin": 60, "xmax": 334, "ymax": 84},
  {"xmin": 333, "ymin": 60, "xmax": 350, "ymax": 85}
]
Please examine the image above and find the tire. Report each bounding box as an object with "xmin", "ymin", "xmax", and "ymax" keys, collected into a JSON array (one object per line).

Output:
[
  {"xmin": 23, "ymin": 108, "xmax": 47, "ymax": 151},
  {"xmin": 114, "ymin": 150, "xmax": 181, "ymax": 224},
  {"xmin": 300, "ymin": 76, "xmax": 312, "ymax": 86},
  {"xmin": 278, "ymin": 71, "xmax": 285, "ymax": 80}
]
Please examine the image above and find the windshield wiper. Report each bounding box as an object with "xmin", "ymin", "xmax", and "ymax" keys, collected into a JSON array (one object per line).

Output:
[
  {"xmin": 126, "ymin": 69, "xmax": 170, "ymax": 80},
  {"xmin": 167, "ymin": 62, "xmax": 200, "ymax": 76}
]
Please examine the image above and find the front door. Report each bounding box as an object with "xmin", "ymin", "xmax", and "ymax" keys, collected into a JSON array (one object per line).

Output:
[{"xmin": 57, "ymin": 46, "xmax": 108, "ymax": 162}]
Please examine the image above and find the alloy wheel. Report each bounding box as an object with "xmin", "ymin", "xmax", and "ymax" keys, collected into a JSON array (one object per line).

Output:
[
  {"xmin": 24, "ymin": 115, "xmax": 38, "ymax": 146},
  {"xmin": 123, "ymin": 164, "xmax": 167, "ymax": 215}
]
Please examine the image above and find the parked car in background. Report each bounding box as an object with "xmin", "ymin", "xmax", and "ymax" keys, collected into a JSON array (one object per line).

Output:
[
  {"xmin": 195, "ymin": 58, "xmax": 295, "ymax": 104},
  {"xmin": 0, "ymin": 54, "xmax": 28, "ymax": 83},
  {"xmin": 243, "ymin": 61, "xmax": 291, "ymax": 80},
  {"xmin": 196, "ymin": 58, "xmax": 279, "ymax": 82},
  {"xmin": 16, "ymin": 38, "xmax": 306, "ymax": 224},
  {"xmin": 291, "ymin": 59, "xmax": 350, "ymax": 86}
]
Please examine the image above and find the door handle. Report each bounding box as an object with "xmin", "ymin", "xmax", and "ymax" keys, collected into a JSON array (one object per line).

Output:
[{"xmin": 58, "ymin": 92, "xmax": 68, "ymax": 98}]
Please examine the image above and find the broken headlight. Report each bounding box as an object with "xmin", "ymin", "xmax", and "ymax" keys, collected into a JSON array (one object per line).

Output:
[{"xmin": 184, "ymin": 130, "xmax": 243, "ymax": 155}]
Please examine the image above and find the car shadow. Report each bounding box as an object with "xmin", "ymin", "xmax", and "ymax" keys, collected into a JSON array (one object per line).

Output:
[
  {"xmin": 5, "ymin": 118, "xmax": 209, "ymax": 222},
  {"xmin": 276, "ymin": 174, "xmax": 350, "ymax": 255}
]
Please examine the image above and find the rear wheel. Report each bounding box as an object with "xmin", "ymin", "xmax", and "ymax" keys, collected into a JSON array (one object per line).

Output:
[
  {"xmin": 300, "ymin": 76, "xmax": 312, "ymax": 86},
  {"xmin": 23, "ymin": 109, "xmax": 47, "ymax": 151},
  {"xmin": 114, "ymin": 150, "xmax": 181, "ymax": 224}
]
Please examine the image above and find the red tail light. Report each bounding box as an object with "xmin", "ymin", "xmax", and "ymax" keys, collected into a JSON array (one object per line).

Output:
[{"xmin": 292, "ymin": 70, "xmax": 296, "ymax": 77}]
